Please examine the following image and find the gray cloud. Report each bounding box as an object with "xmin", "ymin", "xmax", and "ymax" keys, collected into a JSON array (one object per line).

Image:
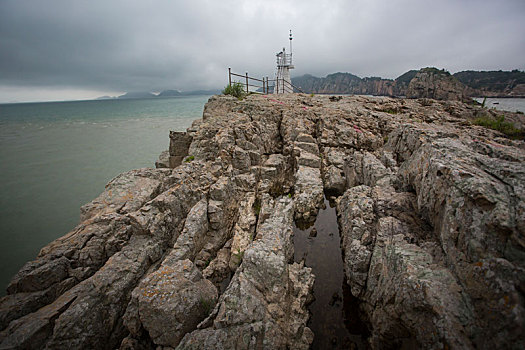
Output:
[{"xmin": 1, "ymin": 0, "xmax": 524, "ymax": 101}]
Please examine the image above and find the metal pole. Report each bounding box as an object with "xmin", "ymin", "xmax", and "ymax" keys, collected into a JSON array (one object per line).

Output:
[
  {"xmin": 245, "ymin": 72, "xmax": 249, "ymax": 93},
  {"xmin": 228, "ymin": 68, "xmax": 231, "ymax": 87},
  {"xmin": 263, "ymin": 77, "xmax": 266, "ymax": 94},
  {"xmin": 289, "ymin": 30, "xmax": 293, "ymax": 65}
]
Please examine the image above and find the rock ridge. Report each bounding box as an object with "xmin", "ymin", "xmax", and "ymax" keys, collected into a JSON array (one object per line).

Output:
[{"xmin": 1, "ymin": 94, "xmax": 524, "ymax": 349}]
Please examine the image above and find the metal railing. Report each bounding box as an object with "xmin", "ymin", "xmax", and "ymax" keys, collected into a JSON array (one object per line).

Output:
[
  {"xmin": 227, "ymin": 68, "xmax": 305, "ymax": 94},
  {"xmin": 228, "ymin": 68, "xmax": 270, "ymax": 94},
  {"xmin": 269, "ymin": 77, "xmax": 305, "ymax": 94},
  {"xmin": 276, "ymin": 53, "xmax": 292, "ymax": 66}
]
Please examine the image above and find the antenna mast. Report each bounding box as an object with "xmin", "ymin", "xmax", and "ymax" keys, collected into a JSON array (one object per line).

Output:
[{"xmin": 289, "ymin": 30, "xmax": 293, "ymax": 63}]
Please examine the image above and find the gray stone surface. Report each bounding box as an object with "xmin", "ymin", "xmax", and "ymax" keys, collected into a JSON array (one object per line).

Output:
[
  {"xmin": 1, "ymin": 94, "xmax": 524, "ymax": 349},
  {"xmin": 177, "ymin": 197, "xmax": 314, "ymax": 350}
]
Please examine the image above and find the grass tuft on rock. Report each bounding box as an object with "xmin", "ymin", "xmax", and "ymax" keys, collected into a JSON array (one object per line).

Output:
[
  {"xmin": 222, "ymin": 82, "xmax": 245, "ymax": 100},
  {"xmin": 472, "ymin": 115, "xmax": 524, "ymax": 139}
]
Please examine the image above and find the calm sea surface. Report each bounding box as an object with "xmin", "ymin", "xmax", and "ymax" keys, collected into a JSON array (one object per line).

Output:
[
  {"xmin": 0, "ymin": 96, "xmax": 210, "ymax": 294},
  {"xmin": 473, "ymin": 97, "xmax": 525, "ymax": 113}
]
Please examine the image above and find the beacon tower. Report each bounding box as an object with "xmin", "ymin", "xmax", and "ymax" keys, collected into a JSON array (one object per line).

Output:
[{"xmin": 274, "ymin": 31, "xmax": 294, "ymax": 94}]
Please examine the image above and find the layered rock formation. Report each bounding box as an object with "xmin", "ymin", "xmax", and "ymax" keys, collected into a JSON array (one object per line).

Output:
[
  {"xmin": 406, "ymin": 68, "xmax": 471, "ymax": 101},
  {"xmin": 292, "ymin": 68, "xmax": 525, "ymax": 98},
  {"xmin": 1, "ymin": 94, "xmax": 524, "ymax": 349},
  {"xmin": 292, "ymin": 73, "xmax": 399, "ymax": 96}
]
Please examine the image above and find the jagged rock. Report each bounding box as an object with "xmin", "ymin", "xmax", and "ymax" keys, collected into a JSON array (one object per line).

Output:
[
  {"xmin": 177, "ymin": 197, "xmax": 314, "ymax": 350},
  {"xmin": 323, "ymin": 165, "xmax": 346, "ymax": 195},
  {"xmin": 124, "ymin": 259, "xmax": 217, "ymax": 348},
  {"xmin": 407, "ymin": 68, "xmax": 468, "ymax": 101},
  {"xmin": 80, "ymin": 168, "xmax": 170, "ymax": 221},
  {"xmin": 229, "ymin": 193, "xmax": 256, "ymax": 270},
  {"xmin": 338, "ymin": 185, "xmax": 473, "ymax": 348},
  {"xmin": 164, "ymin": 198, "xmax": 208, "ymax": 262},
  {"xmin": 169, "ymin": 131, "xmax": 193, "ymax": 168},
  {"xmin": 2, "ymin": 94, "xmax": 524, "ymax": 349},
  {"xmin": 155, "ymin": 150, "xmax": 170, "ymax": 168},
  {"xmin": 203, "ymin": 243, "xmax": 231, "ymax": 287},
  {"xmin": 294, "ymin": 166, "xmax": 324, "ymax": 222}
]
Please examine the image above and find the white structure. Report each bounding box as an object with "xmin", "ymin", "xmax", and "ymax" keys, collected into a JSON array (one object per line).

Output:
[{"xmin": 274, "ymin": 31, "xmax": 294, "ymax": 94}]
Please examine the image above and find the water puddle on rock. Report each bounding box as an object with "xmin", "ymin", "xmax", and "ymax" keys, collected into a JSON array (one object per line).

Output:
[{"xmin": 294, "ymin": 196, "xmax": 369, "ymax": 349}]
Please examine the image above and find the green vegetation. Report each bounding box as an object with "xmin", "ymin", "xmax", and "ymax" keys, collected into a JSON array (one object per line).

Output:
[
  {"xmin": 481, "ymin": 97, "xmax": 487, "ymax": 108},
  {"xmin": 421, "ymin": 67, "xmax": 451, "ymax": 76},
  {"xmin": 233, "ymin": 249, "xmax": 244, "ymax": 262},
  {"xmin": 454, "ymin": 69, "xmax": 525, "ymax": 92},
  {"xmin": 472, "ymin": 115, "xmax": 524, "ymax": 139},
  {"xmin": 381, "ymin": 108, "xmax": 399, "ymax": 115},
  {"xmin": 253, "ymin": 198, "xmax": 261, "ymax": 215},
  {"xmin": 199, "ymin": 297, "xmax": 214, "ymax": 315},
  {"xmin": 395, "ymin": 70, "xmax": 418, "ymax": 85},
  {"xmin": 184, "ymin": 155, "xmax": 195, "ymax": 162},
  {"xmin": 222, "ymin": 82, "xmax": 245, "ymax": 99},
  {"xmin": 419, "ymin": 99, "xmax": 433, "ymax": 106}
]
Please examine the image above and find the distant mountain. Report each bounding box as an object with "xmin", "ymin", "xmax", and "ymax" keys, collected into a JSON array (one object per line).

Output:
[
  {"xmin": 453, "ymin": 70, "xmax": 525, "ymax": 97},
  {"xmin": 157, "ymin": 89, "xmax": 182, "ymax": 97},
  {"xmin": 290, "ymin": 68, "xmax": 525, "ymax": 98},
  {"xmin": 292, "ymin": 73, "xmax": 361, "ymax": 94},
  {"xmin": 104, "ymin": 89, "xmax": 221, "ymax": 101},
  {"xmin": 179, "ymin": 89, "xmax": 221, "ymax": 96},
  {"xmin": 118, "ymin": 92, "xmax": 157, "ymax": 99},
  {"xmin": 291, "ymin": 72, "xmax": 398, "ymax": 96}
]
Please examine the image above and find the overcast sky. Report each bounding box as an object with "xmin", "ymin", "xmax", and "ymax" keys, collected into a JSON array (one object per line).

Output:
[{"xmin": 0, "ymin": 0, "xmax": 524, "ymax": 102}]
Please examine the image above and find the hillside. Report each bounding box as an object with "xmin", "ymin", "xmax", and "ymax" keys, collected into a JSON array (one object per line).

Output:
[
  {"xmin": 453, "ymin": 70, "xmax": 525, "ymax": 96},
  {"xmin": 291, "ymin": 69, "xmax": 525, "ymax": 98}
]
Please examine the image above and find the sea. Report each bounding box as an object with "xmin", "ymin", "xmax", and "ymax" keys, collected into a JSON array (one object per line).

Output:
[
  {"xmin": 473, "ymin": 97, "xmax": 525, "ymax": 113},
  {"xmin": 0, "ymin": 95, "xmax": 210, "ymax": 294},
  {"xmin": 0, "ymin": 96, "xmax": 524, "ymax": 295}
]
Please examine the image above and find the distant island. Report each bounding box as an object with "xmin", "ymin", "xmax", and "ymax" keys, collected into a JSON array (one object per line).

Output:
[{"xmin": 96, "ymin": 89, "xmax": 221, "ymax": 100}]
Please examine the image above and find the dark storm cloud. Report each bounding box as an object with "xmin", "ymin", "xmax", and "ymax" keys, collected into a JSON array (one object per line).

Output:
[{"xmin": 1, "ymin": 0, "xmax": 524, "ymax": 100}]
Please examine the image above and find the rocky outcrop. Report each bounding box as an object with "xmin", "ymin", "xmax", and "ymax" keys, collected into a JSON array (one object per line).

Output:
[
  {"xmin": 406, "ymin": 68, "xmax": 470, "ymax": 101},
  {"xmin": 1, "ymin": 94, "xmax": 524, "ymax": 349}
]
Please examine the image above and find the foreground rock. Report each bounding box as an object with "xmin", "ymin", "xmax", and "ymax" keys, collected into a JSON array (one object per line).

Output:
[{"xmin": 1, "ymin": 93, "xmax": 524, "ymax": 349}]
